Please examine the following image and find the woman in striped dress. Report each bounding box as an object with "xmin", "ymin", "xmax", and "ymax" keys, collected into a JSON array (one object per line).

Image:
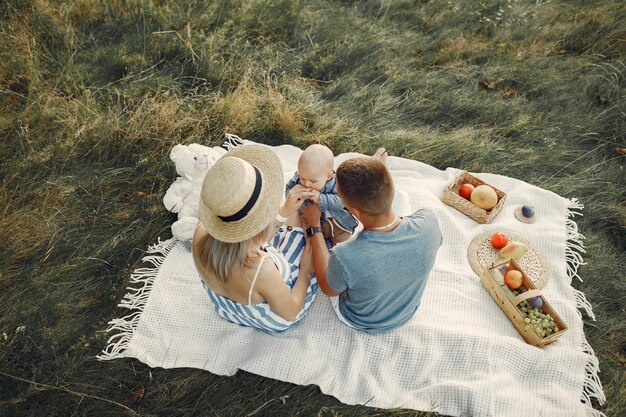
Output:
[{"xmin": 192, "ymin": 144, "xmax": 319, "ymax": 332}]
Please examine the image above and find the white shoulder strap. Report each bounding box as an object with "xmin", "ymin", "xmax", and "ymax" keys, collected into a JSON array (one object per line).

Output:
[{"xmin": 248, "ymin": 256, "xmax": 267, "ymax": 306}]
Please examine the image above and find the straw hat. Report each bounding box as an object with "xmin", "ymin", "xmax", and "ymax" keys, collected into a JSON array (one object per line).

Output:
[{"xmin": 199, "ymin": 144, "xmax": 283, "ymax": 243}]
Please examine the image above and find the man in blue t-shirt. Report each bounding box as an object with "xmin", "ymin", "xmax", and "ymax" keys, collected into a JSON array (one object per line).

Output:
[{"xmin": 301, "ymin": 151, "xmax": 442, "ymax": 334}]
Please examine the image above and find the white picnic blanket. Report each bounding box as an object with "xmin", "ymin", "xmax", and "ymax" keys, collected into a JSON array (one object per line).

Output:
[{"xmin": 99, "ymin": 141, "xmax": 605, "ymax": 417}]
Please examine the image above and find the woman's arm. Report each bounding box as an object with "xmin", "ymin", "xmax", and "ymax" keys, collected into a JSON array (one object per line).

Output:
[
  {"xmin": 300, "ymin": 203, "xmax": 340, "ymax": 297},
  {"xmin": 257, "ymin": 242, "xmax": 314, "ymax": 321}
]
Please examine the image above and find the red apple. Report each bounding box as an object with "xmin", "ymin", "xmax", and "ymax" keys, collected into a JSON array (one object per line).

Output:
[
  {"xmin": 459, "ymin": 183, "xmax": 475, "ymax": 200},
  {"xmin": 490, "ymin": 232, "xmax": 509, "ymax": 249},
  {"xmin": 504, "ymin": 270, "xmax": 523, "ymax": 289}
]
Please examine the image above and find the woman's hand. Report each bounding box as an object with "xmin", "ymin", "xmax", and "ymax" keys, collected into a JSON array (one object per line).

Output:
[
  {"xmin": 300, "ymin": 201, "xmax": 322, "ymax": 226},
  {"xmin": 280, "ymin": 185, "xmax": 313, "ymax": 217}
]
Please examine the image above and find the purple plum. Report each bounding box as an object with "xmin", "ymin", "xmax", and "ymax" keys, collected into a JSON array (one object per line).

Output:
[
  {"xmin": 521, "ymin": 205, "xmax": 535, "ymax": 218},
  {"xmin": 529, "ymin": 296, "xmax": 543, "ymax": 309}
]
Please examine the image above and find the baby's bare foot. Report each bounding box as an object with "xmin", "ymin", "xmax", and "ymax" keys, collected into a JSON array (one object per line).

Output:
[{"xmin": 372, "ymin": 148, "xmax": 388, "ymax": 165}]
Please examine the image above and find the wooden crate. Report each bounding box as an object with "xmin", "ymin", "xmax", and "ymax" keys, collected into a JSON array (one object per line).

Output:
[
  {"xmin": 441, "ymin": 171, "xmax": 506, "ymax": 224},
  {"xmin": 480, "ymin": 259, "xmax": 567, "ymax": 347}
]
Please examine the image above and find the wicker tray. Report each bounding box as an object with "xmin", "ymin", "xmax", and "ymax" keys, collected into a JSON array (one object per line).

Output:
[
  {"xmin": 468, "ymin": 230, "xmax": 549, "ymax": 288},
  {"xmin": 441, "ymin": 171, "xmax": 506, "ymax": 224}
]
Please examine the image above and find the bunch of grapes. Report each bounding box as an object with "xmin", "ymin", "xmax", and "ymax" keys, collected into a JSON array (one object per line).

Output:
[{"xmin": 513, "ymin": 294, "xmax": 558, "ymax": 337}]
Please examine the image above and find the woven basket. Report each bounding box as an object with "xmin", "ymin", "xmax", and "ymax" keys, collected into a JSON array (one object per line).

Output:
[
  {"xmin": 480, "ymin": 259, "xmax": 567, "ymax": 347},
  {"xmin": 441, "ymin": 171, "xmax": 506, "ymax": 224}
]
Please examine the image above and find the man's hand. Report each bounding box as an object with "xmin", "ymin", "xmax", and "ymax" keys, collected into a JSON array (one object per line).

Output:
[{"xmin": 301, "ymin": 202, "xmax": 322, "ymax": 226}]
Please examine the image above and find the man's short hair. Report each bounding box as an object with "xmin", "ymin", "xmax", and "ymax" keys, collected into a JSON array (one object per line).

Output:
[{"xmin": 336, "ymin": 157, "xmax": 394, "ymax": 216}]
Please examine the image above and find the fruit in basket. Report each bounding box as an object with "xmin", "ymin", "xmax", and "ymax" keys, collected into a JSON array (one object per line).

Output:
[
  {"xmin": 470, "ymin": 185, "xmax": 498, "ymax": 210},
  {"xmin": 459, "ymin": 183, "xmax": 475, "ymax": 200},
  {"xmin": 490, "ymin": 268, "xmax": 505, "ymax": 285},
  {"xmin": 518, "ymin": 299, "xmax": 558, "ymax": 337},
  {"xmin": 500, "ymin": 241, "xmax": 528, "ymax": 260},
  {"xmin": 501, "ymin": 284, "xmax": 517, "ymax": 299},
  {"xmin": 496, "ymin": 262, "xmax": 510, "ymax": 276},
  {"xmin": 529, "ymin": 296, "xmax": 543, "ymax": 309},
  {"xmin": 504, "ymin": 270, "xmax": 523, "ymax": 289},
  {"xmin": 490, "ymin": 232, "xmax": 509, "ymax": 249}
]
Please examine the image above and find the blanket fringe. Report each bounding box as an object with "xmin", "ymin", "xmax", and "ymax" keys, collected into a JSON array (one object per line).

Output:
[
  {"xmin": 97, "ymin": 238, "xmax": 178, "ymax": 361},
  {"xmin": 223, "ymin": 133, "xmax": 245, "ymax": 151},
  {"xmin": 585, "ymin": 409, "xmax": 607, "ymax": 417},
  {"xmin": 573, "ymin": 289, "xmax": 596, "ymax": 321},
  {"xmin": 581, "ymin": 338, "xmax": 607, "ymax": 407},
  {"xmin": 565, "ymin": 198, "xmax": 587, "ymax": 284},
  {"xmin": 565, "ymin": 199, "xmax": 606, "ymax": 415}
]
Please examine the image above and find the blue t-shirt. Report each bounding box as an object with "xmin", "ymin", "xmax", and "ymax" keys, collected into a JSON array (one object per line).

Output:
[{"xmin": 326, "ymin": 209, "xmax": 442, "ymax": 334}]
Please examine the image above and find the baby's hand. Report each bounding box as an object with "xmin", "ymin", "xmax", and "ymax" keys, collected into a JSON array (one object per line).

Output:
[{"xmin": 309, "ymin": 189, "xmax": 320, "ymax": 204}]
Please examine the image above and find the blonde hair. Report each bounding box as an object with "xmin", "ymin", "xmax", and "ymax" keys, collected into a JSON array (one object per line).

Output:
[{"xmin": 198, "ymin": 223, "xmax": 274, "ymax": 282}]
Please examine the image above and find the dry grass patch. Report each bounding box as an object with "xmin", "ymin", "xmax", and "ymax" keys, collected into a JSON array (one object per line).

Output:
[{"xmin": 212, "ymin": 71, "xmax": 309, "ymax": 139}]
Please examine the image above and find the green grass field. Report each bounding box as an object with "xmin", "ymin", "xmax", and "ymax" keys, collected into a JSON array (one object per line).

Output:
[{"xmin": 1, "ymin": 0, "xmax": 624, "ymax": 415}]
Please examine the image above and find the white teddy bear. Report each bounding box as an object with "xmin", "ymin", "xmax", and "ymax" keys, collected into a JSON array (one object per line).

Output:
[{"xmin": 163, "ymin": 143, "xmax": 226, "ymax": 241}]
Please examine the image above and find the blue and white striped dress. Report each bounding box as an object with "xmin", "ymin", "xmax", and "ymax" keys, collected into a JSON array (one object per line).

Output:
[{"xmin": 201, "ymin": 227, "xmax": 318, "ymax": 332}]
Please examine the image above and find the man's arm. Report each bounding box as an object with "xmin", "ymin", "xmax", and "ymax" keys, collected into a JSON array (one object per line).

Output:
[
  {"xmin": 301, "ymin": 203, "xmax": 341, "ymax": 297},
  {"xmin": 308, "ymin": 232, "xmax": 340, "ymax": 297}
]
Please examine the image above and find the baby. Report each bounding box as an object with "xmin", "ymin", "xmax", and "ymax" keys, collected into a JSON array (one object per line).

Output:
[{"xmin": 286, "ymin": 144, "xmax": 358, "ymax": 246}]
